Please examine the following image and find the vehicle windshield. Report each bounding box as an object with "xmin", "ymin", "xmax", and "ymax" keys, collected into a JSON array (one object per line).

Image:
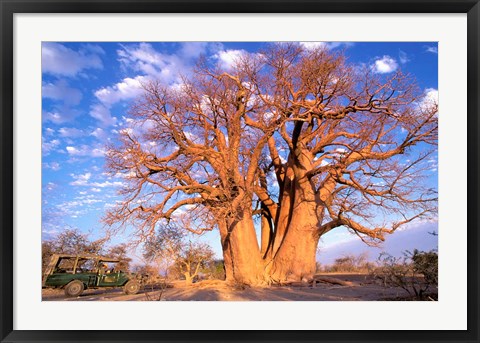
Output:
[{"xmin": 54, "ymin": 258, "xmax": 76, "ymax": 273}]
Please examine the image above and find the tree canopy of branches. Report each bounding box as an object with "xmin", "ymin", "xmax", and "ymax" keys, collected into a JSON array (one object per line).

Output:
[{"xmin": 105, "ymin": 43, "xmax": 438, "ymax": 285}]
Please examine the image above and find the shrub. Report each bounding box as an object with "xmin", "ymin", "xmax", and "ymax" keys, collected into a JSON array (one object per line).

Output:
[
  {"xmin": 412, "ymin": 249, "xmax": 438, "ymax": 285},
  {"xmin": 205, "ymin": 260, "xmax": 226, "ymax": 280},
  {"xmin": 371, "ymin": 249, "xmax": 438, "ymax": 300}
]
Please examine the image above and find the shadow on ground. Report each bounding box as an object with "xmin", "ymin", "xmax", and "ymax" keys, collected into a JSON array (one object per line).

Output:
[{"xmin": 42, "ymin": 274, "xmax": 436, "ymax": 301}]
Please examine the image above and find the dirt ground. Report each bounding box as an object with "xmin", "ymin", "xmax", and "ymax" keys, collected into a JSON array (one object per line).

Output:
[{"xmin": 42, "ymin": 273, "xmax": 436, "ymax": 301}]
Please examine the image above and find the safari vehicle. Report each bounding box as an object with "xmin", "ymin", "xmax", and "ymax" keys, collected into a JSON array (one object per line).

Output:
[{"xmin": 42, "ymin": 254, "xmax": 141, "ymax": 297}]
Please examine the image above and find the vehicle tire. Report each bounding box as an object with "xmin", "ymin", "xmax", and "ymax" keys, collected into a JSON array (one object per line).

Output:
[
  {"xmin": 124, "ymin": 280, "xmax": 140, "ymax": 295},
  {"xmin": 64, "ymin": 280, "xmax": 84, "ymax": 297}
]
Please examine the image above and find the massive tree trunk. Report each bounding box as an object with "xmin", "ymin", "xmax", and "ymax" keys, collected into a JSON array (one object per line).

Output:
[
  {"xmin": 267, "ymin": 148, "xmax": 324, "ymax": 283},
  {"xmin": 221, "ymin": 209, "xmax": 265, "ymax": 285},
  {"xmin": 268, "ymin": 198, "xmax": 322, "ymax": 283},
  {"xmin": 223, "ymin": 196, "xmax": 322, "ymax": 285}
]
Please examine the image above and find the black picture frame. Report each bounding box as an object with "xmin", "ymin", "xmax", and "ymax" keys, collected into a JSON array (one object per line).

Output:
[{"xmin": 1, "ymin": 1, "xmax": 479, "ymax": 342}]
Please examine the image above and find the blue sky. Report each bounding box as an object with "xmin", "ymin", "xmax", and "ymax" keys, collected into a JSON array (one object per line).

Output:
[{"xmin": 42, "ymin": 41, "xmax": 438, "ymax": 263}]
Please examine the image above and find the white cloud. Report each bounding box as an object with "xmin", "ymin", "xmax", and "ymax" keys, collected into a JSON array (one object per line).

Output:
[
  {"xmin": 90, "ymin": 104, "xmax": 117, "ymax": 127},
  {"xmin": 57, "ymin": 196, "xmax": 104, "ymax": 214},
  {"xmin": 42, "ymin": 80, "xmax": 83, "ymax": 124},
  {"xmin": 179, "ymin": 42, "xmax": 210, "ymax": 59},
  {"xmin": 424, "ymin": 88, "xmax": 438, "ymax": 103},
  {"xmin": 66, "ymin": 146, "xmax": 81, "ymax": 155},
  {"xmin": 44, "ymin": 182, "xmax": 57, "ymax": 192},
  {"xmin": 214, "ymin": 49, "xmax": 245, "ymax": 70},
  {"xmin": 90, "ymin": 42, "xmax": 222, "ymax": 127},
  {"xmin": 94, "ymin": 76, "xmax": 146, "ymax": 106},
  {"xmin": 70, "ymin": 172, "xmax": 92, "ymax": 186},
  {"xmin": 58, "ymin": 127, "xmax": 84, "ymax": 138},
  {"xmin": 418, "ymin": 88, "xmax": 438, "ymax": 111},
  {"xmin": 90, "ymin": 181, "xmax": 125, "ymax": 188},
  {"xmin": 42, "ymin": 228, "xmax": 61, "ymax": 236},
  {"xmin": 66, "ymin": 145, "xmax": 105, "ymax": 158},
  {"xmin": 43, "ymin": 112, "xmax": 62, "ymax": 123},
  {"xmin": 399, "ymin": 50, "xmax": 409, "ymax": 64},
  {"xmin": 42, "ymin": 138, "xmax": 60, "ymax": 155},
  {"xmin": 43, "ymin": 162, "xmax": 61, "ymax": 171},
  {"xmin": 91, "ymin": 128, "xmax": 108, "ymax": 140},
  {"xmin": 372, "ymin": 56, "xmax": 398, "ymax": 74},
  {"xmin": 83, "ymin": 198, "xmax": 103, "ymax": 204},
  {"xmin": 42, "ymin": 42, "xmax": 103, "ymax": 77},
  {"xmin": 42, "ymin": 79, "xmax": 82, "ymax": 105},
  {"xmin": 90, "ymin": 75, "xmax": 148, "ymax": 127},
  {"xmin": 117, "ymin": 43, "xmax": 182, "ymax": 83},
  {"xmin": 91, "ymin": 148, "xmax": 106, "ymax": 157},
  {"xmin": 44, "ymin": 128, "xmax": 55, "ymax": 136},
  {"xmin": 213, "ymin": 48, "xmax": 265, "ymax": 71},
  {"xmin": 43, "ymin": 107, "xmax": 81, "ymax": 124},
  {"xmin": 118, "ymin": 43, "xmax": 162, "ymax": 66},
  {"xmin": 299, "ymin": 42, "xmax": 328, "ymax": 50},
  {"xmin": 300, "ymin": 42, "xmax": 353, "ymax": 51},
  {"xmin": 117, "ymin": 42, "xmax": 220, "ymax": 80},
  {"xmin": 72, "ymin": 180, "xmax": 124, "ymax": 189},
  {"xmin": 425, "ymin": 46, "xmax": 438, "ymax": 54},
  {"xmin": 70, "ymin": 173, "xmax": 124, "ymax": 189},
  {"xmin": 83, "ymin": 44, "xmax": 106, "ymax": 55}
]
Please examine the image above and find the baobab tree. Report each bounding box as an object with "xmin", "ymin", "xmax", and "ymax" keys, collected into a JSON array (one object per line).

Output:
[{"xmin": 104, "ymin": 43, "xmax": 437, "ymax": 286}]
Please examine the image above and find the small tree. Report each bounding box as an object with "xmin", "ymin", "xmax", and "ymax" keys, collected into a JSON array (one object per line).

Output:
[
  {"xmin": 143, "ymin": 224, "xmax": 182, "ymax": 278},
  {"xmin": 107, "ymin": 243, "xmax": 132, "ymax": 272},
  {"xmin": 143, "ymin": 223, "xmax": 215, "ymax": 285},
  {"xmin": 171, "ymin": 241, "xmax": 215, "ymax": 284},
  {"xmin": 330, "ymin": 255, "xmax": 357, "ymax": 272}
]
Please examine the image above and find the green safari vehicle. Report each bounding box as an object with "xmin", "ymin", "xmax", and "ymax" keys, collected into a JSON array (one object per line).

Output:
[{"xmin": 42, "ymin": 254, "xmax": 141, "ymax": 297}]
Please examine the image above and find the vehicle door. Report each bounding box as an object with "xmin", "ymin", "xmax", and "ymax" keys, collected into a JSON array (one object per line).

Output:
[
  {"xmin": 76, "ymin": 258, "xmax": 98, "ymax": 287},
  {"xmin": 97, "ymin": 271, "xmax": 121, "ymax": 286},
  {"xmin": 96, "ymin": 262, "xmax": 121, "ymax": 286}
]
